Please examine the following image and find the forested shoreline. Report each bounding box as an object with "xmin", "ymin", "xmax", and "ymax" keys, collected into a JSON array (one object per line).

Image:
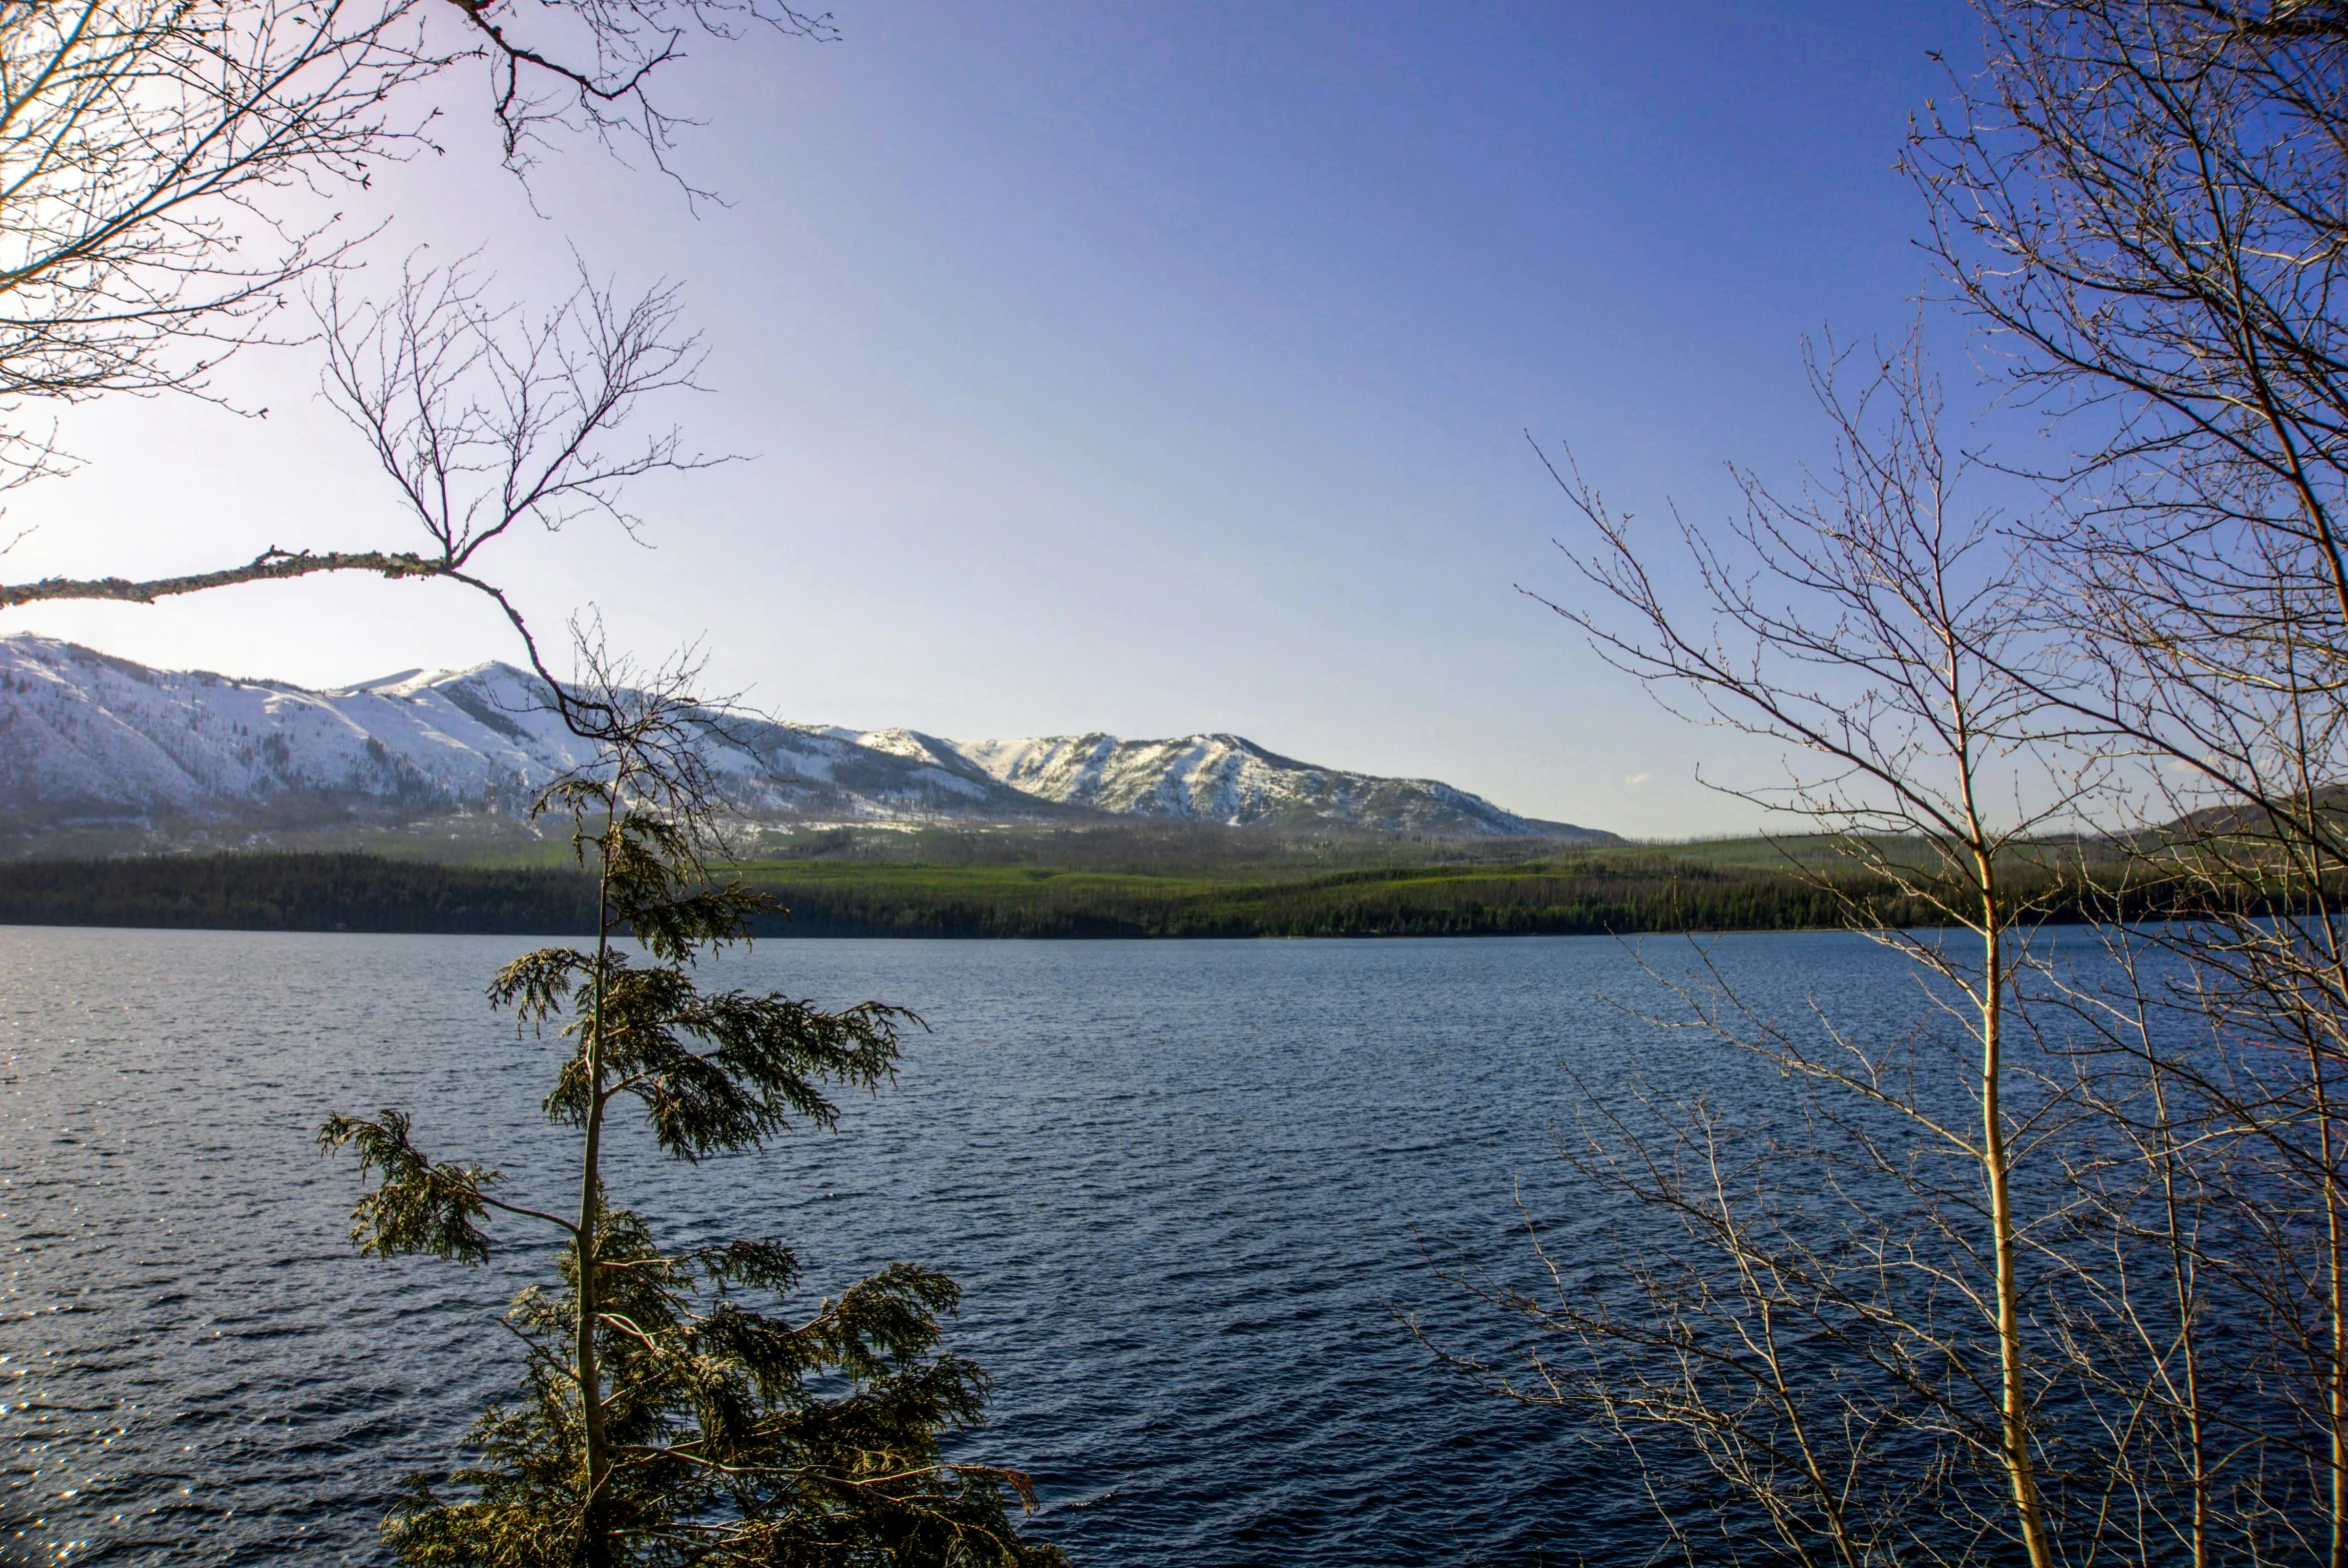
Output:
[{"xmin": 0, "ymin": 847, "xmax": 2145, "ymax": 938}]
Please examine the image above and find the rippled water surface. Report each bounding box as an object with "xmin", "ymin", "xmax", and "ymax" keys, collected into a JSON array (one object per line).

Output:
[{"xmin": 0, "ymin": 927, "xmax": 1906, "ymax": 1565}]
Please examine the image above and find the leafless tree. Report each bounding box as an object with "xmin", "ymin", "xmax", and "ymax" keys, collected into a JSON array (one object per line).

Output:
[
  {"xmin": 1910, "ymin": 0, "xmax": 2348, "ymax": 608},
  {"xmin": 1908, "ymin": 0, "xmax": 2348, "ymax": 851},
  {"xmin": 0, "ymin": 1, "xmax": 437, "ymax": 489},
  {"xmin": 440, "ymin": 0, "xmax": 838, "ymax": 181},
  {"xmin": 1444, "ymin": 355, "xmax": 2348, "ymax": 1566},
  {"xmin": 1909, "ymin": 6, "xmax": 2348, "ymax": 1558},
  {"xmin": 1398, "ymin": 5, "xmax": 2348, "ymax": 1564},
  {"xmin": 319, "ymin": 254, "xmax": 719, "ymax": 690},
  {"xmin": 0, "ymin": 256, "xmax": 722, "ymax": 718},
  {"xmin": 1468, "ymin": 337, "xmax": 2084, "ymax": 1565},
  {"xmin": 0, "ymin": 0, "xmax": 819, "ymax": 604},
  {"xmin": 1423, "ymin": 333, "xmax": 2348, "ymax": 1563}
]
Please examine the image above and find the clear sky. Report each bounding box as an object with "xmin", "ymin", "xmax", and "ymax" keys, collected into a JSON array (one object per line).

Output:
[{"xmin": 1, "ymin": 1, "xmax": 1978, "ymax": 837}]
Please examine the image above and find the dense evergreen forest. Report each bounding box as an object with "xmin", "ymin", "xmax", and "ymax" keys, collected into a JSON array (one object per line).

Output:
[
  {"xmin": 0, "ymin": 842, "xmax": 2136, "ymax": 938},
  {"xmin": 0, "ymin": 852, "xmax": 604, "ymax": 934}
]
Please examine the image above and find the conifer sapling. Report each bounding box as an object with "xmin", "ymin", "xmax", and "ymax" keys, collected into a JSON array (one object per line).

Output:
[{"xmin": 322, "ymin": 644, "xmax": 1064, "ymax": 1566}]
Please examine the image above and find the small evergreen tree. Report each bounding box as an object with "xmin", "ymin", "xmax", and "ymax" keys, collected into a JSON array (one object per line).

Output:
[{"xmin": 322, "ymin": 651, "xmax": 1063, "ymax": 1567}]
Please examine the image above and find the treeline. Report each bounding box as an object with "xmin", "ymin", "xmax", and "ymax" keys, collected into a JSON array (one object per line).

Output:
[
  {"xmin": 0, "ymin": 848, "xmax": 2201, "ymax": 938},
  {"xmin": 0, "ymin": 852, "xmax": 603, "ymax": 934},
  {"xmin": 735, "ymin": 854, "xmax": 2156, "ymax": 938}
]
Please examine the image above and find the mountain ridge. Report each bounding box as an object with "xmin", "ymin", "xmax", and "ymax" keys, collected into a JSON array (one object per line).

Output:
[{"xmin": 0, "ymin": 635, "xmax": 1615, "ymax": 845}]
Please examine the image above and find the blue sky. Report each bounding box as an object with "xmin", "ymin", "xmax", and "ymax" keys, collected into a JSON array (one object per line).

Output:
[{"xmin": 5, "ymin": 1, "xmax": 1978, "ymax": 836}]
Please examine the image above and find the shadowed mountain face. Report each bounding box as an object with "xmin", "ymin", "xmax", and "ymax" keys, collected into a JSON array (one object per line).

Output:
[{"xmin": 0, "ymin": 636, "xmax": 1615, "ymax": 843}]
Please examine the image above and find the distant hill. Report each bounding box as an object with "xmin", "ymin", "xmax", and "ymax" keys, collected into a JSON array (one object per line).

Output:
[{"xmin": 0, "ymin": 635, "xmax": 1616, "ymax": 848}]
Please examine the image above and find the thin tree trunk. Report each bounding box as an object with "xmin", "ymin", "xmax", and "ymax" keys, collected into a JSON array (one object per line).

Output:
[
  {"xmin": 2148, "ymin": 1057, "xmax": 2207, "ymax": 1568},
  {"xmin": 2281, "ymin": 642, "xmax": 2348, "ymax": 1568},
  {"xmin": 1975, "ymin": 850, "xmax": 2053, "ymax": 1567},
  {"xmin": 2316, "ymin": 1051, "xmax": 2347, "ymax": 1568},
  {"xmin": 1950, "ymin": 656, "xmax": 2052, "ymax": 1565},
  {"xmin": 576, "ymin": 813, "xmax": 617, "ymax": 1566}
]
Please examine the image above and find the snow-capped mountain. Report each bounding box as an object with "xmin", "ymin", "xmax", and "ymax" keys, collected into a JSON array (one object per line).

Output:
[
  {"xmin": 0, "ymin": 636, "xmax": 1051, "ymax": 831},
  {"xmin": 0, "ymin": 636, "xmax": 1611, "ymax": 842},
  {"xmin": 885, "ymin": 731, "xmax": 1577, "ymax": 836}
]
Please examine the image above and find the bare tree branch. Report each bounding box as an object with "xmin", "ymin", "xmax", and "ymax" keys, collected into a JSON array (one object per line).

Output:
[{"xmin": 2, "ymin": 259, "xmax": 729, "ymax": 731}]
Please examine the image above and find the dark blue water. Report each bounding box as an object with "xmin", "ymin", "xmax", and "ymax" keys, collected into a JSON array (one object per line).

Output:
[{"xmin": 0, "ymin": 927, "xmax": 1902, "ymax": 1565}]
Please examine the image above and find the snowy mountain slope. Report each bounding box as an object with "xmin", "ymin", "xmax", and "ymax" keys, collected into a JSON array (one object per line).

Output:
[
  {"xmin": 0, "ymin": 636, "xmax": 1063, "ymax": 831},
  {"xmin": 0, "ymin": 636, "xmax": 1612, "ymax": 841},
  {"xmin": 941, "ymin": 732, "xmax": 1600, "ymax": 837}
]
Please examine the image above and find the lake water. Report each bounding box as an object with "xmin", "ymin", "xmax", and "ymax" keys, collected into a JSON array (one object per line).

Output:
[{"xmin": 0, "ymin": 927, "xmax": 1913, "ymax": 1565}]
